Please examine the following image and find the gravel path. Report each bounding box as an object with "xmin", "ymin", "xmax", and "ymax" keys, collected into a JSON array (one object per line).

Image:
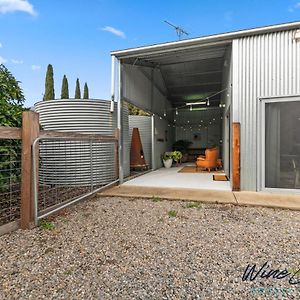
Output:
[{"xmin": 0, "ymin": 196, "xmax": 300, "ymax": 299}]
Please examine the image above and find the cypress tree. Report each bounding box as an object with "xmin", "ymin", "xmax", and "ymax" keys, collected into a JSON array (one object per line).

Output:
[
  {"xmin": 60, "ymin": 75, "xmax": 69, "ymax": 99},
  {"xmin": 83, "ymin": 82, "xmax": 89, "ymax": 99},
  {"xmin": 75, "ymin": 78, "xmax": 81, "ymax": 99},
  {"xmin": 43, "ymin": 64, "xmax": 55, "ymax": 100}
]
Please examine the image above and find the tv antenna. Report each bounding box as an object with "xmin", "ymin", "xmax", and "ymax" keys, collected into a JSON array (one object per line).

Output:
[{"xmin": 164, "ymin": 20, "xmax": 189, "ymax": 40}]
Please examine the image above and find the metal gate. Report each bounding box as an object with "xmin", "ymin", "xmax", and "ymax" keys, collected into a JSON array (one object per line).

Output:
[{"xmin": 32, "ymin": 134, "xmax": 118, "ymax": 225}]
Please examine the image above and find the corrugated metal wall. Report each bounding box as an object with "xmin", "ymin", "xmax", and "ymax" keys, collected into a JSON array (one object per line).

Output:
[
  {"xmin": 122, "ymin": 64, "xmax": 173, "ymax": 120},
  {"xmin": 122, "ymin": 103, "xmax": 130, "ymax": 177},
  {"xmin": 232, "ymin": 29, "xmax": 300, "ymax": 191},
  {"xmin": 129, "ymin": 115, "xmax": 152, "ymax": 168}
]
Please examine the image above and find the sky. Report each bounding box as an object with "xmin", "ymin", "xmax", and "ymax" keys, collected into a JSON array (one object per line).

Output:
[{"xmin": 1, "ymin": 0, "xmax": 300, "ymax": 107}]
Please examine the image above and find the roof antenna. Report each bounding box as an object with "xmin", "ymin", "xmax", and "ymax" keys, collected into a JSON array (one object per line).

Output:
[{"xmin": 164, "ymin": 20, "xmax": 189, "ymax": 40}]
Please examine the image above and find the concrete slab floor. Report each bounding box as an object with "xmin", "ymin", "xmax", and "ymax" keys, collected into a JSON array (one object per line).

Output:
[
  {"xmin": 123, "ymin": 165, "xmax": 231, "ymax": 191},
  {"xmin": 99, "ymin": 185, "xmax": 300, "ymax": 211},
  {"xmin": 100, "ymin": 185, "xmax": 237, "ymax": 204}
]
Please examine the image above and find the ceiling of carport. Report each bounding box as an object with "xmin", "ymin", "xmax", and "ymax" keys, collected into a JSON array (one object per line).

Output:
[{"xmin": 123, "ymin": 44, "xmax": 229, "ymax": 107}]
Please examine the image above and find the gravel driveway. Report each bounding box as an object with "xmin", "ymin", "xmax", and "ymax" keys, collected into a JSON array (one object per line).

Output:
[{"xmin": 0, "ymin": 196, "xmax": 300, "ymax": 299}]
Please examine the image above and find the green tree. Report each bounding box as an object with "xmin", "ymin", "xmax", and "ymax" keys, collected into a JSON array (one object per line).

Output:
[
  {"xmin": 43, "ymin": 64, "xmax": 55, "ymax": 100},
  {"xmin": 83, "ymin": 82, "xmax": 89, "ymax": 99},
  {"xmin": 60, "ymin": 75, "xmax": 69, "ymax": 99},
  {"xmin": 0, "ymin": 64, "xmax": 25, "ymax": 127},
  {"xmin": 128, "ymin": 103, "xmax": 149, "ymax": 116},
  {"xmin": 0, "ymin": 64, "xmax": 25, "ymax": 194},
  {"xmin": 75, "ymin": 78, "xmax": 81, "ymax": 99}
]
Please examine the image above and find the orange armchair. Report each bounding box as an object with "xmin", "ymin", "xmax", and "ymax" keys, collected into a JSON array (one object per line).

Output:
[{"xmin": 195, "ymin": 147, "xmax": 219, "ymax": 172}]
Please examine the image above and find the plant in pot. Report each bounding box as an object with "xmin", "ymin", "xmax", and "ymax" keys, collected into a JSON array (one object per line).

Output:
[
  {"xmin": 162, "ymin": 152, "xmax": 173, "ymax": 168},
  {"xmin": 172, "ymin": 150, "xmax": 183, "ymax": 166},
  {"xmin": 173, "ymin": 140, "xmax": 192, "ymax": 162}
]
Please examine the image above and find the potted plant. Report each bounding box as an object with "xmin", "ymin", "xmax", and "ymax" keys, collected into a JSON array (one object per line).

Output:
[
  {"xmin": 172, "ymin": 150, "xmax": 183, "ymax": 166},
  {"xmin": 173, "ymin": 140, "xmax": 192, "ymax": 162},
  {"xmin": 162, "ymin": 152, "xmax": 173, "ymax": 168}
]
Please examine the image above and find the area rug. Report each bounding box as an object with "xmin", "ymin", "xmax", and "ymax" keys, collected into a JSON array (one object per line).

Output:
[
  {"xmin": 178, "ymin": 166, "xmax": 223, "ymax": 173},
  {"xmin": 213, "ymin": 175, "xmax": 229, "ymax": 181}
]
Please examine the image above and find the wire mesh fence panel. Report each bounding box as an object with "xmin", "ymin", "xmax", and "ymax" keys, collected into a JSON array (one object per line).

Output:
[
  {"xmin": 0, "ymin": 140, "xmax": 22, "ymax": 226},
  {"xmin": 36, "ymin": 138, "xmax": 118, "ymax": 216}
]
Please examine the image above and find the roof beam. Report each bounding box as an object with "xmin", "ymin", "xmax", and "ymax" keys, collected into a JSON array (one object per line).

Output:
[
  {"xmin": 167, "ymin": 81, "xmax": 222, "ymax": 89},
  {"xmin": 162, "ymin": 69, "xmax": 223, "ymax": 77}
]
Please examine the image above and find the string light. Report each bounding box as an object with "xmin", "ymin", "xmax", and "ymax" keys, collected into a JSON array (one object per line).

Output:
[
  {"xmin": 207, "ymin": 98, "xmax": 210, "ymax": 106},
  {"xmin": 176, "ymin": 108, "xmax": 178, "ymax": 115}
]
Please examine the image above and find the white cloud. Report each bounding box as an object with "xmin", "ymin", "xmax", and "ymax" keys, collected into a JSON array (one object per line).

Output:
[
  {"xmin": 0, "ymin": 0, "xmax": 37, "ymax": 15},
  {"xmin": 31, "ymin": 64, "xmax": 41, "ymax": 70},
  {"xmin": 0, "ymin": 42, "xmax": 2, "ymax": 48},
  {"xmin": 0, "ymin": 55, "xmax": 7, "ymax": 64},
  {"xmin": 11, "ymin": 58, "xmax": 23, "ymax": 64},
  {"xmin": 289, "ymin": 2, "xmax": 300, "ymax": 12},
  {"xmin": 101, "ymin": 26, "xmax": 126, "ymax": 38}
]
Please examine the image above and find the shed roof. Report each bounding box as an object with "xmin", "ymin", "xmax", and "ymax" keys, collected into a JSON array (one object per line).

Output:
[{"xmin": 111, "ymin": 21, "xmax": 300, "ymax": 58}]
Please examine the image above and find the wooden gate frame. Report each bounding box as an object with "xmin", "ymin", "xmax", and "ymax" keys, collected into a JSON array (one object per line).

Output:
[{"xmin": 0, "ymin": 111, "xmax": 119, "ymax": 231}]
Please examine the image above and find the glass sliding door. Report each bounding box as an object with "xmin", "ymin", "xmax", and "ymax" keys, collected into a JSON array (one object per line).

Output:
[{"xmin": 264, "ymin": 98, "xmax": 300, "ymax": 190}]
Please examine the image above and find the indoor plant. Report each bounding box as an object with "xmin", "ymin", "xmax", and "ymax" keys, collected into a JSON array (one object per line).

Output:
[
  {"xmin": 162, "ymin": 152, "xmax": 173, "ymax": 168},
  {"xmin": 173, "ymin": 140, "xmax": 192, "ymax": 162},
  {"xmin": 172, "ymin": 150, "xmax": 183, "ymax": 166}
]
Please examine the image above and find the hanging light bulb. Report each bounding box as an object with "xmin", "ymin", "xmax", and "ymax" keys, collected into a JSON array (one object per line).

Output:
[
  {"xmin": 190, "ymin": 105, "xmax": 193, "ymax": 111},
  {"xmin": 207, "ymin": 98, "xmax": 210, "ymax": 106},
  {"xmin": 175, "ymin": 108, "xmax": 178, "ymax": 115},
  {"xmin": 163, "ymin": 110, "xmax": 166, "ymax": 117}
]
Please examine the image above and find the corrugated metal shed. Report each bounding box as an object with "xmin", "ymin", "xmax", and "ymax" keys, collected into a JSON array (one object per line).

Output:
[
  {"xmin": 232, "ymin": 29, "xmax": 300, "ymax": 191},
  {"xmin": 112, "ymin": 21, "xmax": 300, "ymax": 58},
  {"xmin": 113, "ymin": 21, "xmax": 300, "ymax": 192}
]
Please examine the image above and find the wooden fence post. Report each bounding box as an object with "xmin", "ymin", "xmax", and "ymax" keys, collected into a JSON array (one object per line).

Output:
[
  {"xmin": 20, "ymin": 111, "xmax": 39, "ymax": 229},
  {"xmin": 232, "ymin": 122, "xmax": 240, "ymax": 191}
]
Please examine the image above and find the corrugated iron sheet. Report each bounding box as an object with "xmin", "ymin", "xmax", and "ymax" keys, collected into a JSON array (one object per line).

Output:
[{"xmin": 232, "ymin": 29, "xmax": 300, "ymax": 190}]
